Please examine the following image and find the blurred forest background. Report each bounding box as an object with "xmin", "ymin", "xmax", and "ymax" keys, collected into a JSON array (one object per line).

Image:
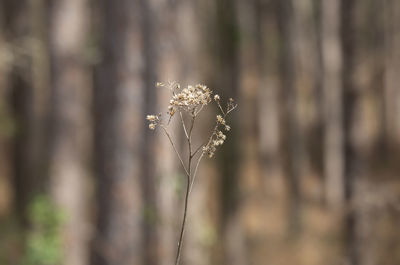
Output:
[{"xmin": 1, "ymin": 0, "xmax": 400, "ymax": 265}]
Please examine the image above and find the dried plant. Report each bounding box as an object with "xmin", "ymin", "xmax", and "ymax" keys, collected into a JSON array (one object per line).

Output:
[{"xmin": 146, "ymin": 81, "xmax": 237, "ymax": 265}]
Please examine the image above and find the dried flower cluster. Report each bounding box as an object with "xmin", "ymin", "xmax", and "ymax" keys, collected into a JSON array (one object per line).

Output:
[
  {"xmin": 201, "ymin": 96, "xmax": 236, "ymax": 158},
  {"xmin": 146, "ymin": 114, "xmax": 161, "ymax": 130},
  {"xmin": 169, "ymin": 84, "xmax": 211, "ymax": 109},
  {"xmin": 148, "ymin": 81, "xmax": 236, "ymax": 158},
  {"xmin": 146, "ymin": 81, "xmax": 237, "ymax": 265},
  {"xmin": 156, "ymin": 81, "xmax": 212, "ymax": 121}
]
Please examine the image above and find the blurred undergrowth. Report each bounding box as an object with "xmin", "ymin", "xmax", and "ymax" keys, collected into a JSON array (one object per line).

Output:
[
  {"xmin": 23, "ymin": 195, "xmax": 65, "ymax": 265},
  {"xmin": 0, "ymin": 195, "xmax": 65, "ymax": 265}
]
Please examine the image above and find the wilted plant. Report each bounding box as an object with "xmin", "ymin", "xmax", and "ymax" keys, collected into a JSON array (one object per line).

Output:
[{"xmin": 147, "ymin": 81, "xmax": 237, "ymax": 265}]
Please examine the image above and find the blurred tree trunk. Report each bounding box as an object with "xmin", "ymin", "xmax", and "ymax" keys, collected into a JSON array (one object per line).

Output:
[
  {"xmin": 192, "ymin": 0, "xmax": 244, "ymax": 264},
  {"xmin": 8, "ymin": 0, "xmax": 34, "ymax": 225},
  {"xmin": 384, "ymin": 0, "xmax": 400, "ymax": 143},
  {"xmin": 341, "ymin": 0, "xmax": 362, "ymax": 264},
  {"xmin": 257, "ymin": 0, "xmax": 281, "ymax": 181},
  {"xmin": 277, "ymin": 0, "xmax": 302, "ymax": 236},
  {"xmin": 0, "ymin": 3, "xmax": 14, "ymax": 218},
  {"xmin": 29, "ymin": 0, "xmax": 51, "ymax": 188},
  {"xmin": 140, "ymin": 1, "xmax": 158, "ymax": 265},
  {"xmin": 216, "ymin": 0, "xmax": 243, "ymax": 262},
  {"xmin": 236, "ymin": 0, "xmax": 275, "ymax": 264},
  {"xmin": 291, "ymin": 0, "xmax": 315, "ymax": 182},
  {"xmin": 321, "ymin": 0, "xmax": 345, "ymax": 207},
  {"xmin": 91, "ymin": 0, "xmax": 146, "ymax": 264},
  {"xmin": 5, "ymin": 0, "xmax": 50, "ymax": 225},
  {"xmin": 48, "ymin": 0, "xmax": 91, "ymax": 265},
  {"xmin": 310, "ymin": 0, "xmax": 324, "ymax": 179}
]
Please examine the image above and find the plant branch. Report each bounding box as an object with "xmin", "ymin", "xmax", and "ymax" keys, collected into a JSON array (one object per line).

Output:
[
  {"xmin": 192, "ymin": 143, "xmax": 205, "ymax": 158},
  {"xmin": 160, "ymin": 125, "xmax": 189, "ymax": 176},
  {"xmin": 217, "ymin": 101, "xmax": 226, "ymax": 115},
  {"xmin": 194, "ymin": 104, "xmax": 205, "ymax": 116},
  {"xmin": 188, "ymin": 113, "xmax": 195, "ymax": 158},
  {"xmin": 189, "ymin": 152, "xmax": 204, "ymax": 195},
  {"xmin": 226, "ymin": 104, "xmax": 238, "ymax": 115},
  {"xmin": 179, "ymin": 111, "xmax": 189, "ymax": 139}
]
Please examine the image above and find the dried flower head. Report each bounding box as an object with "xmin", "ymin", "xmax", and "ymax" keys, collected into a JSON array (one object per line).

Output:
[
  {"xmin": 168, "ymin": 84, "xmax": 212, "ymax": 112},
  {"xmin": 146, "ymin": 115, "xmax": 157, "ymax": 121},
  {"xmin": 146, "ymin": 114, "xmax": 161, "ymax": 130},
  {"xmin": 216, "ymin": 115, "xmax": 226, "ymax": 125},
  {"xmin": 147, "ymin": 81, "xmax": 237, "ymax": 157}
]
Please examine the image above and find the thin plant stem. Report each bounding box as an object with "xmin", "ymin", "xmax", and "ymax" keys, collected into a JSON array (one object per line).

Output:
[
  {"xmin": 152, "ymin": 86, "xmax": 236, "ymax": 265},
  {"xmin": 194, "ymin": 104, "xmax": 205, "ymax": 116},
  {"xmin": 160, "ymin": 125, "xmax": 189, "ymax": 177},
  {"xmin": 189, "ymin": 152, "xmax": 204, "ymax": 195},
  {"xmin": 174, "ymin": 163, "xmax": 190, "ymax": 265},
  {"xmin": 217, "ymin": 101, "xmax": 226, "ymax": 115},
  {"xmin": 192, "ymin": 143, "xmax": 205, "ymax": 157},
  {"xmin": 226, "ymin": 105, "xmax": 237, "ymax": 115},
  {"xmin": 175, "ymin": 114, "xmax": 195, "ymax": 265},
  {"xmin": 179, "ymin": 111, "xmax": 189, "ymax": 139},
  {"xmin": 175, "ymin": 104, "xmax": 237, "ymax": 264}
]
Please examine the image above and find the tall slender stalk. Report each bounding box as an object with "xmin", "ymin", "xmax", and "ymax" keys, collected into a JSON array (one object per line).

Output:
[
  {"xmin": 174, "ymin": 114, "xmax": 194, "ymax": 265},
  {"xmin": 146, "ymin": 82, "xmax": 237, "ymax": 265}
]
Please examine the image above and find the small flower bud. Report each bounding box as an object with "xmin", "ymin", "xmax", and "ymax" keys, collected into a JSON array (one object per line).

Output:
[
  {"xmin": 146, "ymin": 115, "xmax": 157, "ymax": 121},
  {"xmin": 216, "ymin": 115, "xmax": 225, "ymax": 125}
]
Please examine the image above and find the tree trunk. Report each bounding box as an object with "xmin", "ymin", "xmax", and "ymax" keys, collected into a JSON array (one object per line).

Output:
[
  {"xmin": 277, "ymin": 0, "xmax": 302, "ymax": 236},
  {"xmin": 321, "ymin": 0, "xmax": 345, "ymax": 207},
  {"xmin": 48, "ymin": 0, "xmax": 91, "ymax": 264},
  {"xmin": 0, "ymin": 2, "xmax": 13, "ymax": 218},
  {"xmin": 384, "ymin": 0, "xmax": 400, "ymax": 143},
  {"xmin": 7, "ymin": 0, "xmax": 49, "ymax": 225},
  {"xmin": 341, "ymin": 0, "xmax": 361, "ymax": 264},
  {"xmin": 91, "ymin": 0, "xmax": 146, "ymax": 264},
  {"xmin": 140, "ymin": 0, "xmax": 158, "ymax": 264}
]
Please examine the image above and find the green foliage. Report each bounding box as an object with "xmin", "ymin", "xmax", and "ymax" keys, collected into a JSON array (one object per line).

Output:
[{"xmin": 23, "ymin": 195, "xmax": 65, "ymax": 265}]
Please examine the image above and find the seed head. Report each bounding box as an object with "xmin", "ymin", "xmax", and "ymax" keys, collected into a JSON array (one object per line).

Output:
[
  {"xmin": 216, "ymin": 115, "xmax": 225, "ymax": 125},
  {"xmin": 146, "ymin": 115, "xmax": 157, "ymax": 122},
  {"xmin": 147, "ymin": 81, "xmax": 237, "ymax": 160}
]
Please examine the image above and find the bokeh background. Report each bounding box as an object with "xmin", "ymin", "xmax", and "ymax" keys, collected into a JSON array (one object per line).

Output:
[{"xmin": 1, "ymin": 0, "xmax": 400, "ymax": 265}]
